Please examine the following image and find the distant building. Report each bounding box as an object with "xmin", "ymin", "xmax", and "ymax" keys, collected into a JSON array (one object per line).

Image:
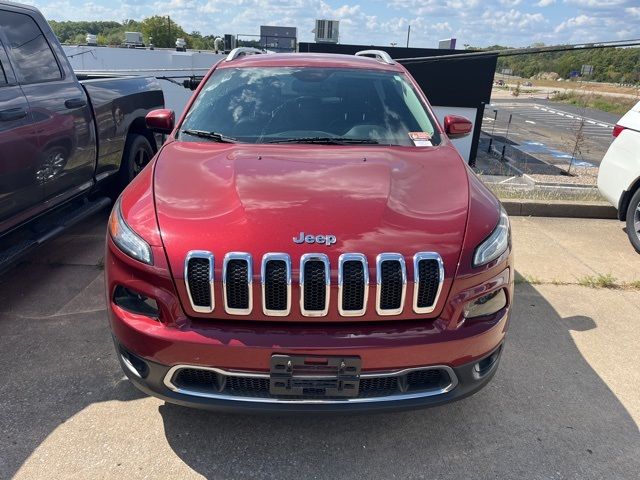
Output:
[
  {"xmin": 85, "ymin": 34, "xmax": 97, "ymax": 46},
  {"xmin": 314, "ymin": 20, "xmax": 339, "ymax": 44},
  {"xmin": 260, "ymin": 26, "xmax": 297, "ymax": 52},
  {"xmin": 438, "ymin": 38, "xmax": 456, "ymax": 50},
  {"xmin": 124, "ymin": 31, "xmax": 144, "ymax": 48}
]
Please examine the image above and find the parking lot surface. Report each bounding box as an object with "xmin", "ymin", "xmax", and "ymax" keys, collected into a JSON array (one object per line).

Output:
[
  {"xmin": 482, "ymin": 99, "xmax": 620, "ymax": 169},
  {"xmin": 1, "ymin": 213, "xmax": 639, "ymax": 479}
]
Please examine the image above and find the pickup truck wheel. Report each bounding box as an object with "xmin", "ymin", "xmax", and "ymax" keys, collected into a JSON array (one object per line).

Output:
[
  {"xmin": 120, "ymin": 134, "xmax": 153, "ymax": 187},
  {"xmin": 625, "ymin": 188, "xmax": 640, "ymax": 253}
]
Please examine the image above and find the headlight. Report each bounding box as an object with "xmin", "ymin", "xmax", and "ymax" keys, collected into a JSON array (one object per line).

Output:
[
  {"xmin": 463, "ymin": 289, "xmax": 507, "ymax": 319},
  {"xmin": 473, "ymin": 207, "xmax": 510, "ymax": 267},
  {"xmin": 108, "ymin": 198, "xmax": 153, "ymax": 265}
]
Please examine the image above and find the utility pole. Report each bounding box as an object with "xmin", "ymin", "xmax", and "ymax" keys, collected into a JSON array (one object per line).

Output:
[
  {"xmin": 406, "ymin": 25, "xmax": 411, "ymax": 48},
  {"xmin": 167, "ymin": 16, "xmax": 171, "ymax": 47}
]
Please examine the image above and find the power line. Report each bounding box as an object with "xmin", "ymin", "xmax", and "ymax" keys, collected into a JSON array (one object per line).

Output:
[{"xmin": 396, "ymin": 38, "xmax": 640, "ymax": 64}]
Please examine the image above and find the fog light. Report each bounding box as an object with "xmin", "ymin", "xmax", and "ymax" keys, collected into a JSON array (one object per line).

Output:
[
  {"xmin": 119, "ymin": 345, "xmax": 149, "ymax": 378},
  {"xmin": 474, "ymin": 346, "xmax": 502, "ymax": 377},
  {"xmin": 463, "ymin": 289, "xmax": 507, "ymax": 319},
  {"xmin": 113, "ymin": 286, "xmax": 159, "ymax": 319}
]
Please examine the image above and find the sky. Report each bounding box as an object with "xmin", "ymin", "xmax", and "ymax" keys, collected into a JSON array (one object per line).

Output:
[{"xmin": 25, "ymin": 0, "xmax": 640, "ymax": 48}]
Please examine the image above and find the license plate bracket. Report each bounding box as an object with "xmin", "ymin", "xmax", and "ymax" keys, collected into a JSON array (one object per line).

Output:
[{"xmin": 269, "ymin": 354, "xmax": 361, "ymax": 398}]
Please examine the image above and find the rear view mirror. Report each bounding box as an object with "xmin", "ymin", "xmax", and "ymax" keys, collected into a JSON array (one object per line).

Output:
[
  {"xmin": 444, "ymin": 115, "xmax": 473, "ymax": 139},
  {"xmin": 145, "ymin": 109, "xmax": 175, "ymax": 134}
]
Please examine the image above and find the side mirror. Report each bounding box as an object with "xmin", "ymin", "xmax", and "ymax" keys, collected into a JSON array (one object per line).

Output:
[
  {"xmin": 145, "ymin": 109, "xmax": 175, "ymax": 134},
  {"xmin": 444, "ymin": 115, "xmax": 473, "ymax": 139}
]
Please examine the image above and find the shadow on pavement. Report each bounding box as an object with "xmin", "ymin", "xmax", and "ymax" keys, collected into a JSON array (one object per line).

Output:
[
  {"xmin": 0, "ymin": 211, "xmax": 145, "ymax": 478},
  {"xmin": 158, "ymin": 281, "xmax": 638, "ymax": 479},
  {"xmin": 0, "ymin": 211, "xmax": 638, "ymax": 480}
]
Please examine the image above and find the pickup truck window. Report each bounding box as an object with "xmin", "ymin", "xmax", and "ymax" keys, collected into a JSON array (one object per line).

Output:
[
  {"xmin": 0, "ymin": 57, "xmax": 6, "ymax": 85},
  {"xmin": 0, "ymin": 10, "xmax": 62, "ymax": 84},
  {"xmin": 181, "ymin": 67, "xmax": 441, "ymax": 147}
]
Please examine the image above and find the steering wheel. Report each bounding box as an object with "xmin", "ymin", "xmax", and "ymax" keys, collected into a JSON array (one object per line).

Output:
[{"xmin": 258, "ymin": 96, "xmax": 316, "ymax": 140}]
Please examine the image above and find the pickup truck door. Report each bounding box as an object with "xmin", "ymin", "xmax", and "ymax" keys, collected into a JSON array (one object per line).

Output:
[
  {"xmin": 0, "ymin": 35, "xmax": 42, "ymax": 229},
  {"xmin": 0, "ymin": 8, "xmax": 96, "ymax": 206}
]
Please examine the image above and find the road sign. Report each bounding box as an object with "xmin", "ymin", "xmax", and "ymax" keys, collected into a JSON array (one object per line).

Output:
[{"xmin": 581, "ymin": 65, "xmax": 594, "ymax": 76}]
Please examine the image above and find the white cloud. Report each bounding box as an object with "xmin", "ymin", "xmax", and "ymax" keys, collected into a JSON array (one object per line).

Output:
[
  {"xmin": 554, "ymin": 14, "xmax": 598, "ymax": 32},
  {"xmin": 482, "ymin": 9, "xmax": 546, "ymax": 30},
  {"xmin": 563, "ymin": 0, "xmax": 627, "ymax": 7},
  {"xmin": 499, "ymin": 0, "xmax": 521, "ymax": 6},
  {"xmin": 536, "ymin": 0, "xmax": 555, "ymax": 6},
  {"xmin": 626, "ymin": 7, "xmax": 640, "ymax": 17}
]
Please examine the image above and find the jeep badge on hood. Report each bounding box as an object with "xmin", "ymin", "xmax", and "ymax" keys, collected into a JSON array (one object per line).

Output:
[{"xmin": 293, "ymin": 232, "xmax": 337, "ymax": 246}]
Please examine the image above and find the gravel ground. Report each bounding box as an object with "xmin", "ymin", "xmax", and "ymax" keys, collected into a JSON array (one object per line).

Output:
[{"xmin": 527, "ymin": 166, "xmax": 599, "ymax": 186}]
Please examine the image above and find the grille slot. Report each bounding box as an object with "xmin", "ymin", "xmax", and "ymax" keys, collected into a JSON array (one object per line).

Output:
[
  {"xmin": 338, "ymin": 253, "xmax": 368, "ymax": 316},
  {"xmin": 376, "ymin": 254, "xmax": 406, "ymax": 315},
  {"xmin": 225, "ymin": 376, "xmax": 270, "ymax": 397},
  {"xmin": 175, "ymin": 368, "xmax": 218, "ymax": 390},
  {"xmin": 358, "ymin": 376, "xmax": 399, "ymax": 397},
  {"xmin": 262, "ymin": 254, "xmax": 291, "ymax": 316},
  {"xmin": 300, "ymin": 254, "xmax": 329, "ymax": 316},
  {"xmin": 413, "ymin": 253, "xmax": 444, "ymax": 313},
  {"xmin": 406, "ymin": 368, "xmax": 448, "ymax": 391},
  {"xmin": 185, "ymin": 251, "xmax": 214, "ymax": 313},
  {"xmin": 223, "ymin": 253, "xmax": 252, "ymax": 315}
]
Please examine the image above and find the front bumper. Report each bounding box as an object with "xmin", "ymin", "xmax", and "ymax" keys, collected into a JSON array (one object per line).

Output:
[
  {"xmin": 115, "ymin": 337, "xmax": 504, "ymax": 413},
  {"xmin": 110, "ymin": 301, "xmax": 509, "ymax": 412}
]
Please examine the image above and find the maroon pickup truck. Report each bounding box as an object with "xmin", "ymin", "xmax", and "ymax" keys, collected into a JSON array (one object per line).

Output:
[{"xmin": 0, "ymin": 1, "xmax": 163, "ymax": 269}]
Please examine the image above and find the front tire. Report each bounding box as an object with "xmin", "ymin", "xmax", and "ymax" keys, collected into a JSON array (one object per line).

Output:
[
  {"xmin": 625, "ymin": 188, "xmax": 640, "ymax": 253},
  {"xmin": 118, "ymin": 134, "xmax": 154, "ymax": 189}
]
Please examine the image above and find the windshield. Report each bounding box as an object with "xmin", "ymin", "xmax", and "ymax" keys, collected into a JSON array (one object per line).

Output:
[{"xmin": 180, "ymin": 67, "xmax": 441, "ymax": 146}]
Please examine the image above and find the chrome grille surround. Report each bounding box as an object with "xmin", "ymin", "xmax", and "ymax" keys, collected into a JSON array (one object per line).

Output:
[
  {"xmin": 184, "ymin": 250, "xmax": 215, "ymax": 313},
  {"xmin": 163, "ymin": 364, "xmax": 459, "ymax": 404},
  {"xmin": 375, "ymin": 253, "xmax": 407, "ymax": 316},
  {"xmin": 299, "ymin": 253, "xmax": 330, "ymax": 317},
  {"xmin": 183, "ymin": 251, "xmax": 443, "ymax": 317},
  {"xmin": 338, "ymin": 253, "xmax": 369, "ymax": 317},
  {"xmin": 222, "ymin": 252, "xmax": 253, "ymax": 315},
  {"xmin": 261, "ymin": 253, "xmax": 292, "ymax": 316},
  {"xmin": 412, "ymin": 252, "xmax": 445, "ymax": 314}
]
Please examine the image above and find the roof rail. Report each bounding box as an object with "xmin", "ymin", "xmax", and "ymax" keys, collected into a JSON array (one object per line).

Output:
[
  {"xmin": 355, "ymin": 50, "xmax": 395, "ymax": 65},
  {"xmin": 225, "ymin": 47, "xmax": 265, "ymax": 62}
]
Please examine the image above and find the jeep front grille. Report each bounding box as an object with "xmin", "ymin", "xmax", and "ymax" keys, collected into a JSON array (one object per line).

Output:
[
  {"xmin": 261, "ymin": 253, "xmax": 291, "ymax": 316},
  {"xmin": 300, "ymin": 254, "xmax": 330, "ymax": 316},
  {"xmin": 376, "ymin": 253, "xmax": 407, "ymax": 315},
  {"xmin": 223, "ymin": 253, "xmax": 252, "ymax": 315},
  {"xmin": 184, "ymin": 251, "xmax": 214, "ymax": 313},
  {"xmin": 184, "ymin": 251, "xmax": 443, "ymax": 318},
  {"xmin": 338, "ymin": 253, "xmax": 368, "ymax": 316},
  {"xmin": 413, "ymin": 253, "xmax": 445, "ymax": 314}
]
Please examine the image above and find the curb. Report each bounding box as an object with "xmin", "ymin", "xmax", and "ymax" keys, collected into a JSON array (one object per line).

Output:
[{"xmin": 501, "ymin": 199, "xmax": 618, "ymax": 219}]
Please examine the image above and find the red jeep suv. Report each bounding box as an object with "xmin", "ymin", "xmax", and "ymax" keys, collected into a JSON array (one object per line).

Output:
[{"xmin": 106, "ymin": 49, "xmax": 513, "ymax": 412}]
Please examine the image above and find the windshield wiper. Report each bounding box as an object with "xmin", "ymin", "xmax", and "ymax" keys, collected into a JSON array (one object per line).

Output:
[
  {"xmin": 265, "ymin": 137, "xmax": 379, "ymax": 145},
  {"xmin": 181, "ymin": 129, "xmax": 238, "ymax": 143}
]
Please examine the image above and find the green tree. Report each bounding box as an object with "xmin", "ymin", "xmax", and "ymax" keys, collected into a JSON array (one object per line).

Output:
[{"xmin": 140, "ymin": 16, "xmax": 188, "ymax": 48}]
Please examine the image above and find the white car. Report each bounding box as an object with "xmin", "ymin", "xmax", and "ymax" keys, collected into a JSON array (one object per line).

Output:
[{"xmin": 597, "ymin": 101, "xmax": 640, "ymax": 252}]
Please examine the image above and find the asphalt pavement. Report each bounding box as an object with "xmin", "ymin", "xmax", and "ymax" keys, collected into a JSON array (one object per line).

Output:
[
  {"xmin": 482, "ymin": 98, "xmax": 621, "ymax": 168},
  {"xmin": 1, "ymin": 212, "xmax": 639, "ymax": 479}
]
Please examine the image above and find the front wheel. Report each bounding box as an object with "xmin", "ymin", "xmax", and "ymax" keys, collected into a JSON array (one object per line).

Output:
[
  {"xmin": 625, "ymin": 188, "xmax": 640, "ymax": 253},
  {"xmin": 119, "ymin": 134, "xmax": 154, "ymax": 188}
]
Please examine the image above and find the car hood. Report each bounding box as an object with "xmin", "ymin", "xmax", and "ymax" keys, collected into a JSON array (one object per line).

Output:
[{"xmin": 154, "ymin": 141, "xmax": 470, "ymax": 313}]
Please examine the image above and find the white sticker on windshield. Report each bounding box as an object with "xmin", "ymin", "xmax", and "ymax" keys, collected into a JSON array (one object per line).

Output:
[{"xmin": 409, "ymin": 132, "xmax": 432, "ymax": 147}]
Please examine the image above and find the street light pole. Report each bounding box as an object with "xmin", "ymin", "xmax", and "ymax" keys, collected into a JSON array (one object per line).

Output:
[{"xmin": 406, "ymin": 25, "xmax": 411, "ymax": 48}]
